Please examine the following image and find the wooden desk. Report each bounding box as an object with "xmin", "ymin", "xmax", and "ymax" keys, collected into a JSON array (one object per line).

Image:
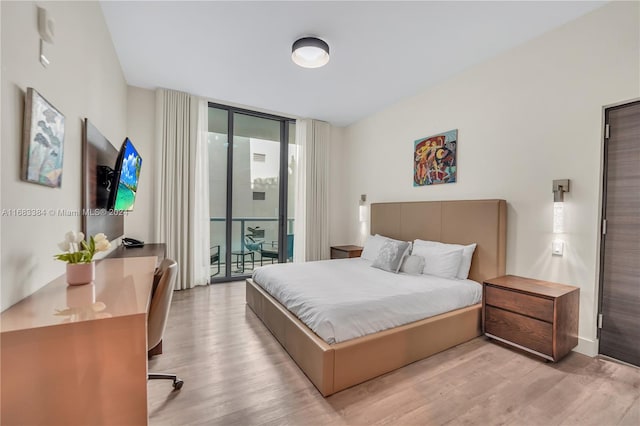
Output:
[
  {"xmin": 106, "ymin": 243, "xmax": 167, "ymax": 356},
  {"xmin": 0, "ymin": 257, "xmax": 156, "ymax": 426},
  {"xmin": 106, "ymin": 242, "xmax": 166, "ymax": 265}
]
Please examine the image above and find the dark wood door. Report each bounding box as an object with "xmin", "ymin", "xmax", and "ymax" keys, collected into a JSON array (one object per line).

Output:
[{"xmin": 599, "ymin": 100, "xmax": 640, "ymax": 366}]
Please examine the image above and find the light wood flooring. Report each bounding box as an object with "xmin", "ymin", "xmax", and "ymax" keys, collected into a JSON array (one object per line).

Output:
[{"xmin": 148, "ymin": 282, "xmax": 639, "ymax": 426}]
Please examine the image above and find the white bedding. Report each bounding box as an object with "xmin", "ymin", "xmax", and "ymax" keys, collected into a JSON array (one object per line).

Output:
[{"xmin": 251, "ymin": 258, "xmax": 482, "ymax": 344}]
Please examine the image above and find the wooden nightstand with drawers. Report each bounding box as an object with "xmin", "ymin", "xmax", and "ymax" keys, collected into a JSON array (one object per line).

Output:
[
  {"xmin": 330, "ymin": 245, "xmax": 363, "ymax": 259},
  {"xmin": 483, "ymin": 275, "xmax": 579, "ymax": 362}
]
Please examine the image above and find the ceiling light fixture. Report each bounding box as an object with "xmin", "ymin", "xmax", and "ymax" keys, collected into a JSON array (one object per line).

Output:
[{"xmin": 291, "ymin": 37, "xmax": 330, "ymax": 69}]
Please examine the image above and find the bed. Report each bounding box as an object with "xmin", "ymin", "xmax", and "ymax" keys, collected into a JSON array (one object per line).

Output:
[{"xmin": 246, "ymin": 199, "xmax": 507, "ymax": 396}]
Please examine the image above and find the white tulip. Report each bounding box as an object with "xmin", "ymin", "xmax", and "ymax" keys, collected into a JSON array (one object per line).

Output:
[
  {"xmin": 94, "ymin": 233, "xmax": 107, "ymax": 242},
  {"xmin": 58, "ymin": 241, "xmax": 70, "ymax": 252},
  {"xmin": 64, "ymin": 231, "xmax": 84, "ymax": 244},
  {"xmin": 65, "ymin": 231, "xmax": 77, "ymax": 244},
  {"xmin": 95, "ymin": 240, "xmax": 111, "ymax": 252}
]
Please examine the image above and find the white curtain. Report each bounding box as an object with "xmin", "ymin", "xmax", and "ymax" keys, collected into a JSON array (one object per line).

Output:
[
  {"xmin": 293, "ymin": 119, "xmax": 330, "ymax": 262},
  {"xmin": 155, "ymin": 89, "xmax": 210, "ymax": 290}
]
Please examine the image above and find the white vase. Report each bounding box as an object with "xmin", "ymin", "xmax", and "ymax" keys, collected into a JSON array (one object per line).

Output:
[{"xmin": 66, "ymin": 262, "xmax": 95, "ymax": 286}]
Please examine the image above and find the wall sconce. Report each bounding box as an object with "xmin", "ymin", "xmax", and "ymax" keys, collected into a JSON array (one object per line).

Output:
[
  {"xmin": 552, "ymin": 179, "xmax": 570, "ymax": 233},
  {"xmin": 552, "ymin": 179, "xmax": 570, "ymax": 256},
  {"xmin": 359, "ymin": 194, "xmax": 367, "ymax": 222}
]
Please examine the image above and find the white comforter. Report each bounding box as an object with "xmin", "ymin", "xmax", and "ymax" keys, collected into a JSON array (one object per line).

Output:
[{"xmin": 252, "ymin": 258, "xmax": 482, "ymax": 344}]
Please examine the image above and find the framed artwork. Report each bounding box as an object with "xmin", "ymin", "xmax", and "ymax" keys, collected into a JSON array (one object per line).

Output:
[
  {"xmin": 413, "ymin": 129, "xmax": 457, "ymax": 186},
  {"xmin": 21, "ymin": 87, "xmax": 65, "ymax": 187}
]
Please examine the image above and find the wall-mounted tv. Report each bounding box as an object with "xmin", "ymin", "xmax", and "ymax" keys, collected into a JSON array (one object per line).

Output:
[{"xmin": 109, "ymin": 138, "xmax": 142, "ymax": 211}]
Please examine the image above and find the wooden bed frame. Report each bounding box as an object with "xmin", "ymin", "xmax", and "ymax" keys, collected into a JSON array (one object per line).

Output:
[{"xmin": 246, "ymin": 199, "xmax": 507, "ymax": 396}]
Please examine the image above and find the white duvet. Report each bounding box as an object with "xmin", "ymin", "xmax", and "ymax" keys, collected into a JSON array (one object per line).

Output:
[{"xmin": 251, "ymin": 258, "xmax": 482, "ymax": 344}]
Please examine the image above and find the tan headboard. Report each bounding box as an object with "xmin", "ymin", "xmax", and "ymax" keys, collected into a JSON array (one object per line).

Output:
[{"xmin": 371, "ymin": 199, "xmax": 507, "ymax": 283}]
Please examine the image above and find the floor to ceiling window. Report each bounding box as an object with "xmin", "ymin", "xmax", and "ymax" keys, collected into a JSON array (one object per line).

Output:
[{"xmin": 208, "ymin": 103, "xmax": 296, "ymax": 282}]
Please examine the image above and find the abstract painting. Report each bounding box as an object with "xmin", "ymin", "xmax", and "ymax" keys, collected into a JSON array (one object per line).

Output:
[
  {"xmin": 22, "ymin": 88, "xmax": 65, "ymax": 187},
  {"xmin": 413, "ymin": 129, "xmax": 457, "ymax": 186}
]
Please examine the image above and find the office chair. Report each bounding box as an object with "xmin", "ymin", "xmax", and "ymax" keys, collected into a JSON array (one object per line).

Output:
[{"xmin": 148, "ymin": 258, "xmax": 184, "ymax": 390}]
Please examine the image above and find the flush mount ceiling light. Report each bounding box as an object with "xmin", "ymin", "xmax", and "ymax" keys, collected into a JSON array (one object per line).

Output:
[{"xmin": 291, "ymin": 37, "xmax": 330, "ymax": 68}]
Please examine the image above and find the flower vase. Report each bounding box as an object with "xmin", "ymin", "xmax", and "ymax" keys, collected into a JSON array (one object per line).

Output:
[{"xmin": 66, "ymin": 262, "xmax": 95, "ymax": 286}]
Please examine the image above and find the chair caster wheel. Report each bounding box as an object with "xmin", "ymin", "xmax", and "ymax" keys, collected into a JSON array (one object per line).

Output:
[{"xmin": 173, "ymin": 379, "xmax": 184, "ymax": 390}]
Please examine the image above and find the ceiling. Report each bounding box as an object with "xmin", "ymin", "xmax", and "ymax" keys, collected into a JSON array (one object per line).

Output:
[{"xmin": 101, "ymin": 1, "xmax": 606, "ymax": 127}]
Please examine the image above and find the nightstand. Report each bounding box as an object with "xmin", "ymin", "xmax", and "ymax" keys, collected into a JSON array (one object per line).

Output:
[
  {"xmin": 483, "ymin": 275, "xmax": 579, "ymax": 362},
  {"xmin": 330, "ymin": 245, "xmax": 363, "ymax": 259}
]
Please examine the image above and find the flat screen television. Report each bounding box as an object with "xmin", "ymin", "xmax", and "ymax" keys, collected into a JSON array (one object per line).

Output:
[{"xmin": 109, "ymin": 138, "xmax": 142, "ymax": 211}]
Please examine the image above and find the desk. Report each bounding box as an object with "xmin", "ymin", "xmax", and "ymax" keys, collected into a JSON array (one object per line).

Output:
[
  {"xmin": 106, "ymin": 242, "xmax": 166, "ymax": 265},
  {"xmin": 106, "ymin": 243, "xmax": 167, "ymax": 356},
  {"xmin": 0, "ymin": 257, "xmax": 156, "ymax": 426}
]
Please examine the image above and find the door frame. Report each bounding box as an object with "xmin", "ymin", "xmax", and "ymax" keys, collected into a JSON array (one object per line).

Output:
[
  {"xmin": 208, "ymin": 102, "xmax": 295, "ymax": 283},
  {"xmin": 596, "ymin": 97, "xmax": 640, "ymax": 352}
]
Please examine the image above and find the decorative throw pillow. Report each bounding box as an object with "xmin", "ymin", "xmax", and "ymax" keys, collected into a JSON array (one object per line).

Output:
[
  {"xmin": 371, "ymin": 240, "xmax": 411, "ymax": 273},
  {"xmin": 361, "ymin": 234, "xmax": 412, "ymax": 262},
  {"xmin": 413, "ymin": 240, "xmax": 477, "ymax": 280},
  {"xmin": 411, "ymin": 243, "xmax": 464, "ymax": 279},
  {"xmin": 399, "ymin": 255, "xmax": 425, "ymax": 275}
]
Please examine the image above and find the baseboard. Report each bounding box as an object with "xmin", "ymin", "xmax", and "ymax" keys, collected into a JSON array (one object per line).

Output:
[{"xmin": 574, "ymin": 336, "xmax": 599, "ymax": 357}]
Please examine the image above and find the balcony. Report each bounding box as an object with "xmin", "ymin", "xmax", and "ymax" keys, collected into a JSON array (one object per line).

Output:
[{"xmin": 209, "ymin": 217, "xmax": 294, "ymax": 279}]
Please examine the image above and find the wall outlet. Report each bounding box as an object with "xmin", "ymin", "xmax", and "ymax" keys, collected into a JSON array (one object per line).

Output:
[{"xmin": 552, "ymin": 239, "xmax": 564, "ymax": 256}]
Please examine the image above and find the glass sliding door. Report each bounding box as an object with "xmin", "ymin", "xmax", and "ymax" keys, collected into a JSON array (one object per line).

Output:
[
  {"xmin": 232, "ymin": 112, "xmax": 282, "ymax": 277},
  {"xmin": 207, "ymin": 107, "xmax": 228, "ymax": 280},
  {"xmin": 208, "ymin": 103, "xmax": 295, "ymax": 282}
]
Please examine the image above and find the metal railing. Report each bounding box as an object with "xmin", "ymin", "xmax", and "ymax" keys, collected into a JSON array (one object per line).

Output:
[{"xmin": 210, "ymin": 217, "xmax": 294, "ymax": 252}]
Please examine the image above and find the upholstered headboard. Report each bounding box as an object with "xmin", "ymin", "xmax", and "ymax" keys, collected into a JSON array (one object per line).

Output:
[{"xmin": 370, "ymin": 199, "xmax": 507, "ymax": 283}]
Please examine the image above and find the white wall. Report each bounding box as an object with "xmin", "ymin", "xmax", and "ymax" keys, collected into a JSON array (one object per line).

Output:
[
  {"xmin": 328, "ymin": 126, "xmax": 348, "ymax": 246},
  {"xmin": 125, "ymin": 86, "xmax": 155, "ymax": 242},
  {"xmin": 334, "ymin": 1, "xmax": 639, "ymax": 355},
  {"xmin": 1, "ymin": 1, "xmax": 127, "ymax": 310}
]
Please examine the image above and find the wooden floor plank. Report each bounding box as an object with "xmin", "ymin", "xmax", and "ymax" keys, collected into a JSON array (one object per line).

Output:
[{"xmin": 148, "ymin": 282, "xmax": 640, "ymax": 425}]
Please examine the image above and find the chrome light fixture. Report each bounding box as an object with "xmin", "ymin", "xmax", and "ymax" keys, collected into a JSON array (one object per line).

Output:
[
  {"xmin": 553, "ymin": 179, "xmax": 570, "ymax": 203},
  {"xmin": 292, "ymin": 37, "xmax": 330, "ymax": 68}
]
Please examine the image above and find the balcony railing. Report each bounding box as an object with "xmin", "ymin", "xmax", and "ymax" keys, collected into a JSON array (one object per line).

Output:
[{"xmin": 210, "ymin": 217, "xmax": 294, "ymax": 252}]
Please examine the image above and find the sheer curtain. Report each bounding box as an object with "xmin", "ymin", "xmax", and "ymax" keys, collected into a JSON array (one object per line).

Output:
[
  {"xmin": 155, "ymin": 88, "xmax": 210, "ymax": 290},
  {"xmin": 293, "ymin": 119, "xmax": 330, "ymax": 262}
]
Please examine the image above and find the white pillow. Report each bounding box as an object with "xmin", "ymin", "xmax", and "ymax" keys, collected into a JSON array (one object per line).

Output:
[
  {"xmin": 399, "ymin": 255, "xmax": 425, "ymax": 275},
  {"xmin": 411, "ymin": 243, "xmax": 464, "ymax": 279},
  {"xmin": 360, "ymin": 234, "xmax": 387, "ymax": 261},
  {"xmin": 414, "ymin": 240, "xmax": 477, "ymax": 280}
]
